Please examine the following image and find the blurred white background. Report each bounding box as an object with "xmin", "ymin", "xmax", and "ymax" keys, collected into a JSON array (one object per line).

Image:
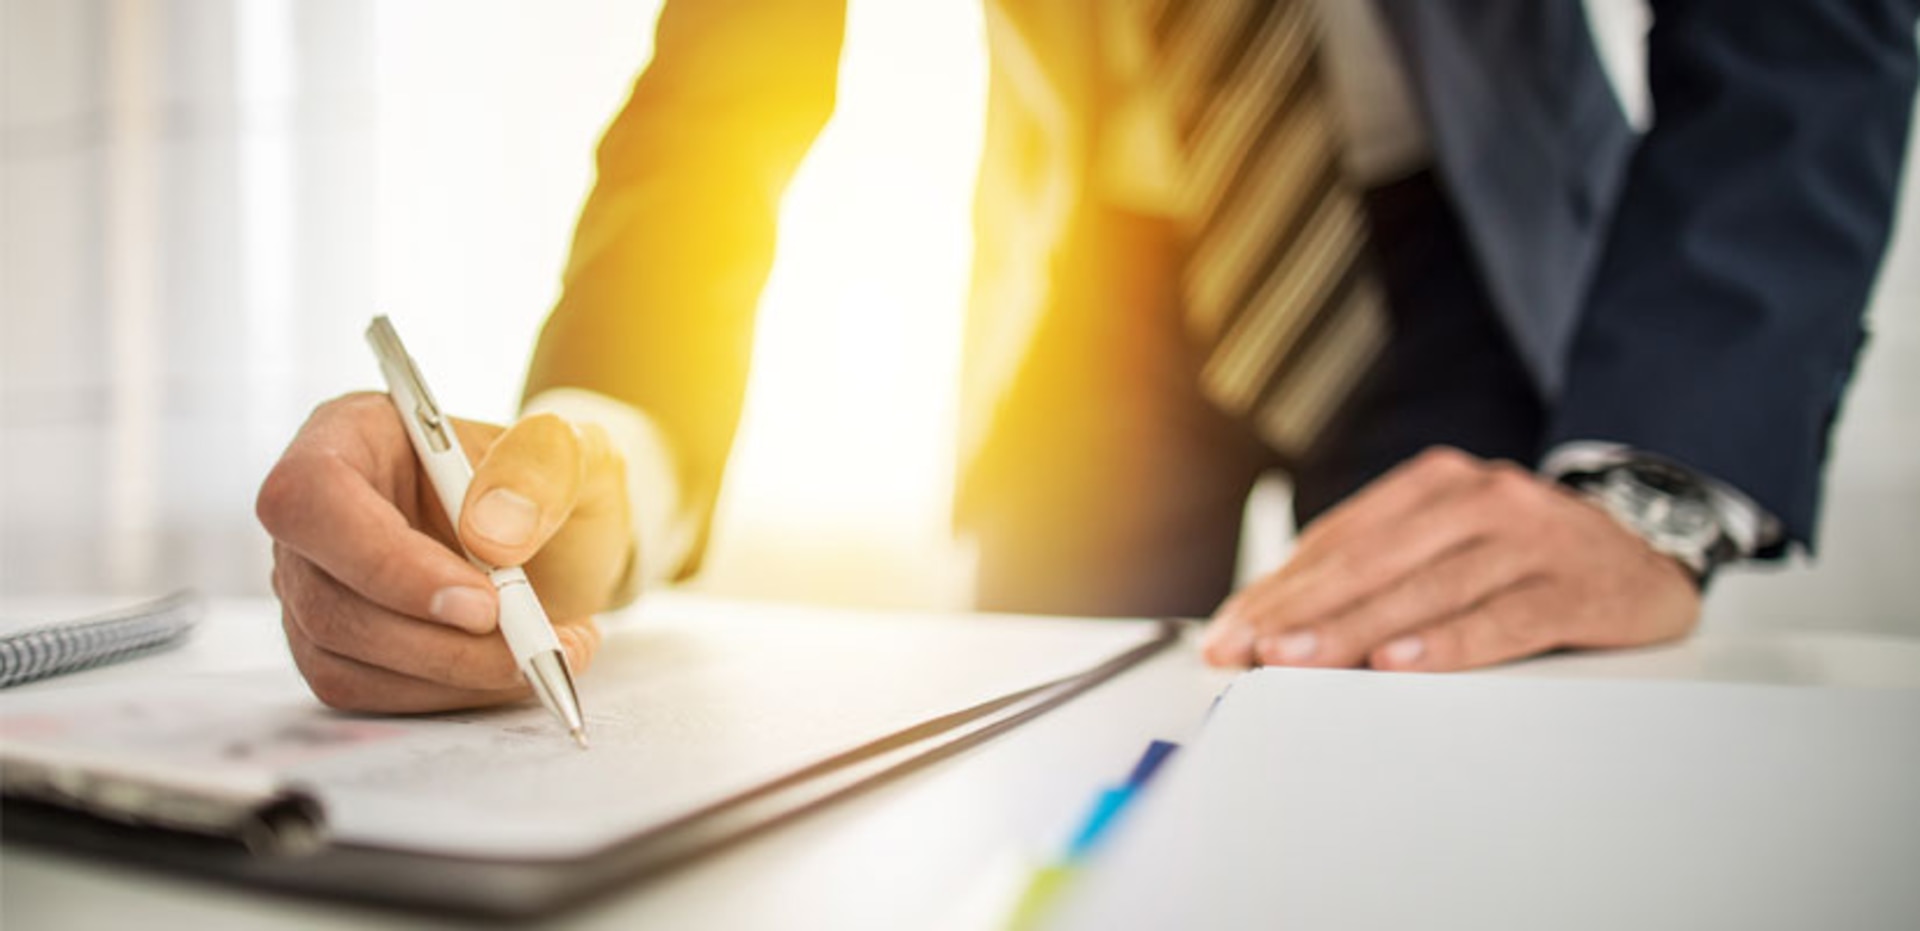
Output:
[
  {"xmin": 2, "ymin": 0, "xmax": 985, "ymax": 609},
  {"xmin": 1, "ymin": 1, "xmax": 1915, "ymax": 634}
]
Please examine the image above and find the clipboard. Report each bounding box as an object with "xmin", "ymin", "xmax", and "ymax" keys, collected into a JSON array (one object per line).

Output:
[{"xmin": 1, "ymin": 611, "xmax": 1181, "ymax": 920}]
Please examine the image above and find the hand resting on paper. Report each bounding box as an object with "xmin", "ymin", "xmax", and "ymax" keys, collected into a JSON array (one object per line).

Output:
[
  {"xmin": 256, "ymin": 392, "xmax": 632, "ymax": 712},
  {"xmin": 1199, "ymin": 447, "xmax": 1701, "ymax": 673}
]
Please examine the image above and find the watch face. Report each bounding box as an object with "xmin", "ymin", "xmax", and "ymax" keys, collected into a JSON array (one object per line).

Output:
[
  {"xmin": 1625, "ymin": 460, "xmax": 1701, "ymax": 499},
  {"xmin": 1643, "ymin": 496, "xmax": 1721, "ymax": 550},
  {"xmin": 1601, "ymin": 469, "xmax": 1723, "ymax": 554}
]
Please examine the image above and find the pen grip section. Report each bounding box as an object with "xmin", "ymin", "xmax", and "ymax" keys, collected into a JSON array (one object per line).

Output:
[{"xmin": 491, "ymin": 568, "xmax": 562, "ymax": 662}]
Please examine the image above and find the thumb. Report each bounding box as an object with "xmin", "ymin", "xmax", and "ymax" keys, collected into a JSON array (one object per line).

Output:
[{"xmin": 459, "ymin": 412, "xmax": 583, "ymax": 568}]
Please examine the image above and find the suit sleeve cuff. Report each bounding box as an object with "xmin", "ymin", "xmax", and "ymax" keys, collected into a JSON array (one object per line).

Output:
[
  {"xmin": 1539, "ymin": 441, "xmax": 1783, "ymax": 558},
  {"xmin": 522, "ymin": 387, "xmax": 698, "ymax": 604}
]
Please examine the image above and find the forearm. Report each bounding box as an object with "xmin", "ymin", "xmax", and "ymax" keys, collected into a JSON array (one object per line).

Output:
[{"xmin": 526, "ymin": 0, "xmax": 847, "ymax": 573}]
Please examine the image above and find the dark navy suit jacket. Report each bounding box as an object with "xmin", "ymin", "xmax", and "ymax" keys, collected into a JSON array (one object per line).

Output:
[
  {"xmin": 527, "ymin": 1, "xmax": 1918, "ymax": 567},
  {"xmin": 1385, "ymin": 0, "xmax": 1917, "ymax": 551}
]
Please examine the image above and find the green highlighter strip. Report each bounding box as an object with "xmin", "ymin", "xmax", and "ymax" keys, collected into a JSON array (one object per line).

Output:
[{"xmin": 1006, "ymin": 739, "xmax": 1180, "ymax": 930}]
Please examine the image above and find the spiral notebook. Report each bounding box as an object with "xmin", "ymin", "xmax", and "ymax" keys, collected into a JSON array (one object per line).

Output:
[
  {"xmin": 0, "ymin": 591, "xmax": 203, "ymax": 689},
  {"xmin": 0, "ymin": 600, "xmax": 1179, "ymax": 919}
]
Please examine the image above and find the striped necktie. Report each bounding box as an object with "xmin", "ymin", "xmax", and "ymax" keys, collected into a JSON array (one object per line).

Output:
[{"xmin": 1145, "ymin": 0, "xmax": 1390, "ymax": 462}]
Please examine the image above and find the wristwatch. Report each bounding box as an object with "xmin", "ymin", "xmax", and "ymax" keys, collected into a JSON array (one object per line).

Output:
[{"xmin": 1559, "ymin": 459, "xmax": 1741, "ymax": 587}]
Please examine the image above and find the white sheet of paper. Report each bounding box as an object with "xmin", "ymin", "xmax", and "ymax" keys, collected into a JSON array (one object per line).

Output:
[
  {"xmin": 0, "ymin": 601, "xmax": 1164, "ymax": 861},
  {"xmin": 1050, "ymin": 667, "xmax": 1920, "ymax": 931}
]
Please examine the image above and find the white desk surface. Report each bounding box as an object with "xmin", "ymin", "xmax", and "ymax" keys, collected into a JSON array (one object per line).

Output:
[{"xmin": 3, "ymin": 594, "xmax": 1918, "ymax": 931}]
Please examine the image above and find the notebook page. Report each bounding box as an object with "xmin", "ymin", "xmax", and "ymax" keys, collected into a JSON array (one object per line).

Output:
[{"xmin": 0, "ymin": 602, "xmax": 1165, "ymax": 860}]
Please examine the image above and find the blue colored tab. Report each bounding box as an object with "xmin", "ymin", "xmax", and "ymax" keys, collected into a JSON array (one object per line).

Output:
[
  {"xmin": 1125, "ymin": 739, "xmax": 1179, "ymax": 788},
  {"xmin": 1066, "ymin": 786, "xmax": 1135, "ymax": 859},
  {"xmin": 1065, "ymin": 740, "xmax": 1182, "ymax": 860}
]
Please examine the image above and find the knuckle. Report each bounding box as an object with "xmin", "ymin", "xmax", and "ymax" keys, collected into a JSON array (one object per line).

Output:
[
  {"xmin": 573, "ymin": 419, "xmax": 612, "ymax": 456},
  {"xmin": 576, "ymin": 422, "xmax": 626, "ymax": 483},
  {"xmin": 276, "ymin": 563, "xmax": 368, "ymax": 658},
  {"xmin": 269, "ymin": 545, "xmax": 289, "ymax": 600},
  {"xmin": 324, "ymin": 390, "xmax": 392, "ymax": 422},
  {"xmin": 1434, "ymin": 564, "xmax": 1487, "ymax": 613},
  {"xmin": 475, "ymin": 644, "xmax": 524, "ymax": 690},
  {"xmin": 286, "ymin": 621, "xmax": 360, "ymax": 710},
  {"xmin": 504, "ymin": 413, "xmax": 581, "ymax": 467},
  {"xmin": 291, "ymin": 590, "xmax": 352, "ymax": 654},
  {"xmin": 1412, "ymin": 619, "xmax": 1472, "ymax": 669},
  {"xmin": 303, "ymin": 661, "xmax": 361, "ymax": 711},
  {"xmin": 1485, "ymin": 459, "xmax": 1530, "ymax": 481},
  {"xmin": 303, "ymin": 391, "xmax": 395, "ymax": 442},
  {"xmin": 276, "ymin": 557, "xmax": 316, "ymax": 619},
  {"xmin": 255, "ymin": 458, "xmax": 311, "ymax": 537},
  {"xmin": 517, "ymin": 410, "xmax": 573, "ymax": 439},
  {"xmin": 418, "ymin": 644, "xmax": 468, "ymax": 688},
  {"xmin": 1373, "ymin": 581, "xmax": 1435, "ymax": 633},
  {"xmin": 1486, "ymin": 606, "xmax": 1544, "ymax": 657},
  {"xmin": 1415, "ymin": 445, "xmax": 1476, "ymax": 477},
  {"xmin": 1483, "ymin": 466, "xmax": 1540, "ymax": 505},
  {"xmin": 1485, "ymin": 613, "xmax": 1527, "ymax": 651},
  {"xmin": 421, "ymin": 632, "xmax": 514, "ymax": 690}
]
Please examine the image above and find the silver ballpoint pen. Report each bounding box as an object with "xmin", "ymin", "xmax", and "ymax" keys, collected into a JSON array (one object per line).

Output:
[{"xmin": 365, "ymin": 316, "xmax": 590, "ymax": 748}]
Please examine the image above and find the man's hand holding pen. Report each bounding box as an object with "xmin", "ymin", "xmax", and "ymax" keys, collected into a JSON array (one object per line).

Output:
[{"xmin": 257, "ymin": 392, "xmax": 631, "ymax": 714}]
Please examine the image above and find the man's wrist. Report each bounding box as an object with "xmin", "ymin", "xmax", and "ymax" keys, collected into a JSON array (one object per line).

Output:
[
  {"xmin": 1540, "ymin": 441, "xmax": 1780, "ymax": 559},
  {"xmin": 1541, "ymin": 443, "xmax": 1784, "ymax": 588}
]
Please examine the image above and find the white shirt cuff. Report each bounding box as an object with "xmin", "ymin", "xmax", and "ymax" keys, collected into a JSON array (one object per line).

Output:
[{"xmin": 521, "ymin": 387, "xmax": 697, "ymax": 601}]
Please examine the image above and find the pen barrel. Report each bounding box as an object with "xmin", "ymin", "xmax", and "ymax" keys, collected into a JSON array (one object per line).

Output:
[{"xmin": 490, "ymin": 567, "xmax": 563, "ymax": 663}]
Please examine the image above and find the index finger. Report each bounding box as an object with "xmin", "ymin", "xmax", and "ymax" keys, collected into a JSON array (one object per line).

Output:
[{"xmin": 257, "ymin": 395, "xmax": 498, "ymax": 633}]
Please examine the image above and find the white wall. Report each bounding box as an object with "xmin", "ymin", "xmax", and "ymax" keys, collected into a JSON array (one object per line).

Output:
[{"xmin": 1, "ymin": 0, "xmax": 661, "ymax": 595}]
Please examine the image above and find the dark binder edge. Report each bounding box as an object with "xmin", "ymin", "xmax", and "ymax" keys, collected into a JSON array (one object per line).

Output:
[{"xmin": 1, "ymin": 616, "xmax": 1185, "ymax": 922}]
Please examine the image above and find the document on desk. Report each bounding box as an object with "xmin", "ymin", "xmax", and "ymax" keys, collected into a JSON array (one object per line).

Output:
[
  {"xmin": 0, "ymin": 601, "xmax": 1172, "ymax": 862},
  {"xmin": 1048, "ymin": 667, "xmax": 1920, "ymax": 931}
]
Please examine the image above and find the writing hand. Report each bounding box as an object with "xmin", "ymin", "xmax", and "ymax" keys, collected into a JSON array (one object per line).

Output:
[
  {"xmin": 1200, "ymin": 447, "xmax": 1700, "ymax": 672},
  {"xmin": 256, "ymin": 392, "xmax": 632, "ymax": 712}
]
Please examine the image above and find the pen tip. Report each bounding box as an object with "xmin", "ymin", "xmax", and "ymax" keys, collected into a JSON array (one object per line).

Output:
[{"xmin": 572, "ymin": 728, "xmax": 590, "ymax": 751}]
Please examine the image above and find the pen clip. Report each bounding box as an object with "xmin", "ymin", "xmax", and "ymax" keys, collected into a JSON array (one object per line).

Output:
[{"xmin": 366, "ymin": 316, "xmax": 453, "ymax": 454}]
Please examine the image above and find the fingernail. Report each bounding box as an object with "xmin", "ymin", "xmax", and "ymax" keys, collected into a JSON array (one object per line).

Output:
[
  {"xmin": 1274, "ymin": 629, "xmax": 1318, "ymax": 664},
  {"xmin": 1202, "ymin": 624, "xmax": 1256, "ymax": 664},
  {"xmin": 471, "ymin": 487, "xmax": 538, "ymax": 547},
  {"xmin": 430, "ymin": 586, "xmax": 496, "ymax": 633},
  {"xmin": 1382, "ymin": 636, "xmax": 1425, "ymax": 667}
]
